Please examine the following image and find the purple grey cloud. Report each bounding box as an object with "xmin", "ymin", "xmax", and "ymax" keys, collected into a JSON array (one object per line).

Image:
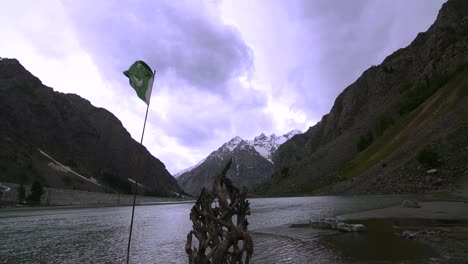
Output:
[
  {"xmin": 227, "ymin": 0, "xmax": 445, "ymax": 122},
  {"xmin": 0, "ymin": 0, "xmax": 446, "ymax": 173},
  {"xmin": 63, "ymin": 0, "xmax": 253, "ymax": 94},
  {"xmin": 61, "ymin": 0, "xmax": 263, "ymax": 151}
]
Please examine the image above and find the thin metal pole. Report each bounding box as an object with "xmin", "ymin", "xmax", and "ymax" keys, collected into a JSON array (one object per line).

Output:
[
  {"xmin": 126, "ymin": 101, "xmax": 151, "ymax": 264},
  {"xmin": 126, "ymin": 70, "xmax": 156, "ymax": 264}
]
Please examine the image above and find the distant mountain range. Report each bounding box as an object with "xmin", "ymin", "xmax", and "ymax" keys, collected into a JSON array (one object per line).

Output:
[
  {"xmin": 0, "ymin": 58, "xmax": 182, "ymax": 196},
  {"xmin": 176, "ymin": 130, "xmax": 301, "ymax": 196}
]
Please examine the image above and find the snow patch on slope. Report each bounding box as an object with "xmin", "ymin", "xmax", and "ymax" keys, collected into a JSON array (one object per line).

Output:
[
  {"xmin": 39, "ymin": 149, "xmax": 102, "ymax": 187},
  {"xmin": 48, "ymin": 162, "xmax": 69, "ymax": 173},
  {"xmin": 225, "ymin": 136, "xmax": 243, "ymax": 151},
  {"xmin": 174, "ymin": 157, "xmax": 207, "ymax": 178},
  {"xmin": 128, "ymin": 178, "xmax": 145, "ymax": 188}
]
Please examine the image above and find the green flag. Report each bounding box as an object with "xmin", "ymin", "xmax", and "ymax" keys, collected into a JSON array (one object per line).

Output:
[{"xmin": 123, "ymin": 60, "xmax": 155, "ymax": 105}]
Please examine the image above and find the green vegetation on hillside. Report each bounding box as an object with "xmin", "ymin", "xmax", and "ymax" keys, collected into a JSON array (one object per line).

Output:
[
  {"xmin": 398, "ymin": 74, "xmax": 450, "ymax": 116},
  {"xmin": 357, "ymin": 132, "xmax": 374, "ymax": 152},
  {"xmin": 101, "ymin": 172, "xmax": 132, "ymax": 194},
  {"xmin": 339, "ymin": 66, "xmax": 468, "ymax": 180},
  {"xmin": 17, "ymin": 184, "xmax": 25, "ymax": 202},
  {"xmin": 375, "ymin": 115, "xmax": 395, "ymax": 136},
  {"xmin": 417, "ymin": 146, "xmax": 441, "ymax": 168},
  {"xmin": 26, "ymin": 180, "xmax": 44, "ymax": 204},
  {"xmin": 452, "ymin": 111, "xmax": 468, "ymax": 129}
]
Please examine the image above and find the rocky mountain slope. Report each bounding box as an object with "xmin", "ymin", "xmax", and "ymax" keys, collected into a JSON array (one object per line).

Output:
[
  {"xmin": 256, "ymin": 0, "xmax": 468, "ymax": 196},
  {"xmin": 0, "ymin": 58, "xmax": 182, "ymax": 196},
  {"xmin": 177, "ymin": 131, "xmax": 300, "ymax": 196}
]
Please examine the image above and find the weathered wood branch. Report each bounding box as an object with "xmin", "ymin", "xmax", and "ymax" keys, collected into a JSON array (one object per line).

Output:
[{"xmin": 186, "ymin": 158, "xmax": 253, "ymax": 264}]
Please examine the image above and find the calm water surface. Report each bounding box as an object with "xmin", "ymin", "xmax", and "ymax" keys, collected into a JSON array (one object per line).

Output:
[{"xmin": 0, "ymin": 195, "xmax": 413, "ymax": 263}]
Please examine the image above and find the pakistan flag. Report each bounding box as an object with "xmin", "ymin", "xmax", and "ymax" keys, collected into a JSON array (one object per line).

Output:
[{"xmin": 123, "ymin": 60, "xmax": 155, "ymax": 105}]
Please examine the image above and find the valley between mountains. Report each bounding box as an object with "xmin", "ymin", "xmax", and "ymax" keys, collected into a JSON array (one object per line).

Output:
[{"xmin": 1, "ymin": 0, "xmax": 467, "ymax": 200}]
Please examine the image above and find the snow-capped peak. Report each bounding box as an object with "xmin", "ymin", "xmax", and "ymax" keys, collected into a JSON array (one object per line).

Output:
[
  {"xmin": 255, "ymin": 133, "xmax": 268, "ymax": 142},
  {"xmin": 248, "ymin": 130, "xmax": 302, "ymax": 162},
  {"xmin": 276, "ymin": 129, "xmax": 301, "ymax": 145},
  {"xmin": 283, "ymin": 129, "xmax": 301, "ymax": 138},
  {"xmin": 224, "ymin": 136, "xmax": 244, "ymax": 151},
  {"xmin": 176, "ymin": 130, "xmax": 302, "ymax": 177}
]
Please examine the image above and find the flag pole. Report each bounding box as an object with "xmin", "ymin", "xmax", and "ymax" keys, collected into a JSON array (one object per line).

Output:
[{"xmin": 126, "ymin": 70, "xmax": 155, "ymax": 264}]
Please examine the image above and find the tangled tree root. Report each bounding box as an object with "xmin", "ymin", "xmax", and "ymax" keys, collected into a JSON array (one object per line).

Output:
[{"xmin": 185, "ymin": 159, "xmax": 253, "ymax": 264}]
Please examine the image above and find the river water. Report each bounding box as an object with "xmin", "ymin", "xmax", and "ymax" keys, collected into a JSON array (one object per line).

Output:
[{"xmin": 0, "ymin": 195, "xmax": 430, "ymax": 263}]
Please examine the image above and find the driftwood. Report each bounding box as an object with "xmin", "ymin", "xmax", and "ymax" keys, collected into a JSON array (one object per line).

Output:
[{"xmin": 185, "ymin": 159, "xmax": 253, "ymax": 264}]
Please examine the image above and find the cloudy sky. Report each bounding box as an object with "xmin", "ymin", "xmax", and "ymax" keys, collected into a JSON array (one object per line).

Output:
[{"xmin": 1, "ymin": 0, "xmax": 445, "ymax": 174}]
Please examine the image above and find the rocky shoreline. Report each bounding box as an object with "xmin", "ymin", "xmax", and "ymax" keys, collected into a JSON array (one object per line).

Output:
[{"xmin": 335, "ymin": 200, "xmax": 468, "ymax": 263}]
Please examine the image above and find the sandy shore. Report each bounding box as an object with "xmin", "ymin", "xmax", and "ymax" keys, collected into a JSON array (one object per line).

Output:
[
  {"xmin": 253, "ymin": 198, "xmax": 468, "ymax": 263},
  {"xmin": 338, "ymin": 201, "xmax": 468, "ymax": 221},
  {"xmin": 337, "ymin": 201, "xmax": 468, "ymax": 263}
]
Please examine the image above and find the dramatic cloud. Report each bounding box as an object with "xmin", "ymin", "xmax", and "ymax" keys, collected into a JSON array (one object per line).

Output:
[
  {"xmin": 63, "ymin": 0, "xmax": 253, "ymax": 94},
  {"xmin": 59, "ymin": 0, "xmax": 267, "ymax": 170},
  {"xmin": 221, "ymin": 0, "xmax": 445, "ymax": 121},
  {"xmin": 1, "ymin": 0, "xmax": 446, "ymax": 173}
]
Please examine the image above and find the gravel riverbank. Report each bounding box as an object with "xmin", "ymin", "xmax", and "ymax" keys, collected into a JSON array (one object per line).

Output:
[{"xmin": 337, "ymin": 201, "xmax": 468, "ymax": 263}]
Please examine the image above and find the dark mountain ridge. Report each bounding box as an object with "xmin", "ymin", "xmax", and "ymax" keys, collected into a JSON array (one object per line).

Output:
[
  {"xmin": 0, "ymin": 58, "xmax": 181, "ymax": 196},
  {"xmin": 257, "ymin": 0, "xmax": 468, "ymax": 195}
]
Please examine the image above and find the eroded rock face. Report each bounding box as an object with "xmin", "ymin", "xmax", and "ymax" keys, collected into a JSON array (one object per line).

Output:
[
  {"xmin": 258, "ymin": 0, "xmax": 468, "ymax": 196},
  {"xmin": 0, "ymin": 59, "xmax": 181, "ymax": 196}
]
